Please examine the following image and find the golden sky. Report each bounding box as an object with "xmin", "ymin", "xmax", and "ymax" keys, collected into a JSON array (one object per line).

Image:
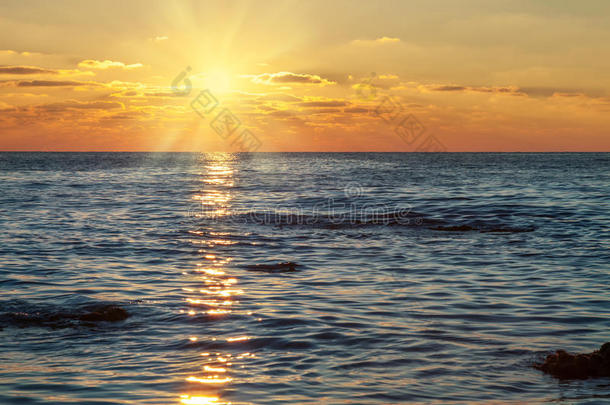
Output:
[{"xmin": 1, "ymin": 0, "xmax": 609, "ymax": 151}]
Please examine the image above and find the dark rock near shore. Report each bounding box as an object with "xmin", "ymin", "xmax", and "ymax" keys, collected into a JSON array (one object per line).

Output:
[{"xmin": 534, "ymin": 342, "xmax": 610, "ymax": 379}]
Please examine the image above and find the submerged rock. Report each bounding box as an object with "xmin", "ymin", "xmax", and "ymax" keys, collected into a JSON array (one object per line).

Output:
[
  {"xmin": 243, "ymin": 261, "xmax": 300, "ymax": 273},
  {"xmin": 534, "ymin": 342, "xmax": 610, "ymax": 379},
  {"xmin": 78, "ymin": 305, "xmax": 129, "ymax": 322},
  {"xmin": 0, "ymin": 303, "xmax": 130, "ymax": 329}
]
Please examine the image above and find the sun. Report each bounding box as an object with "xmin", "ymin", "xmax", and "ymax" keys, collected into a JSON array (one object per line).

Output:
[{"xmin": 193, "ymin": 68, "xmax": 234, "ymax": 95}]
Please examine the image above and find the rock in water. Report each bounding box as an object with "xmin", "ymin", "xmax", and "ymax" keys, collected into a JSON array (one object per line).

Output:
[
  {"xmin": 243, "ymin": 261, "xmax": 300, "ymax": 273},
  {"xmin": 0, "ymin": 303, "xmax": 130, "ymax": 329},
  {"xmin": 78, "ymin": 305, "xmax": 129, "ymax": 322},
  {"xmin": 534, "ymin": 342, "xmax": 610, "ymax": 379}
]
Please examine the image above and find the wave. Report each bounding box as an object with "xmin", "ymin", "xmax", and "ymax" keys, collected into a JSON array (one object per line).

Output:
[
  {"xmin": 189, "ymin": 208, "xmax": 440, "ymax": 228},
  {"xmin": 431, "ymin": 224, "xmax": 535, "ymax": 233},
  {"xmin": 188, "ymin": 208, "xmax": 535, "ymax": 233}
]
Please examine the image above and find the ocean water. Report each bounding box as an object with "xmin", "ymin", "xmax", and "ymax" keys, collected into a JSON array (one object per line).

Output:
[{"xmin": 0, "ymin": 152, "xmax": 608, "ymax": 405}]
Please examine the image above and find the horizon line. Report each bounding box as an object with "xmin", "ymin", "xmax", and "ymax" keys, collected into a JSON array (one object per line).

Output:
[{"xmin": 0, "ymin": 150, "xmax": 608, "ymax": 153}]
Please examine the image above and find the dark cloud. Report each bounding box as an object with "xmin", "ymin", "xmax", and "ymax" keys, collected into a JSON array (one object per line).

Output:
[
  {"xmin": 299, "ymin": 100, "xmax": 350, "ymax": 107},
  {"xmin": 101, "ymin": 111, "xmax": 147, "ymax": 120},
  {"xmin": 16, "ymin": 80, "xmax": 100, "ymax": 87},
  {"xmin": 470, "ymin": 86, "xmax": 525, "ymax": 95},
  {"xmin": 39, "ymin": 100, "xmax": 123, "ymax": 111},
  {"xmin": 428, "ymin": 84, "xmax": 599, "ymax": 98},
  {"xmin": 432, "ymin": 85, "xmax": 467, "ymax": 92},
  {"xmin": 268, "ymin": 110, "xmax": 295, "ymax": 117},
  {"xmin": 250, "ymin": 72, "xmax": 335, "ymax": 85},
  {"xmin": 551, "ymin": 92, "xmax": 586, "ymax": 98},
  {"xmin": 344, "ymin": 107, "xmax": 369, "ymax": 113},
  {"xmin": 429, "ymin": 84, "xmax": 525, "ymax": 96},
  {"xmin": 303, "ymin": 108, "xmax": 342, "ymax": 115},
  {"xmin": 519, "ymin": 87, "xmax": 588, "ymax": 98},
  {"xmin": 144, "ymin": 91, "xmax": 185, "ymax": 97},
  {"xmin": 0, "ymin": 66, "xmax": 58, "ymax": 75}
]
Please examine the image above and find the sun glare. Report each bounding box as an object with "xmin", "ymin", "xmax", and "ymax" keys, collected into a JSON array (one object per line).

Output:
[{"xmin": 194, "ymin": 69, "xmax": 234, "ymax": 95}]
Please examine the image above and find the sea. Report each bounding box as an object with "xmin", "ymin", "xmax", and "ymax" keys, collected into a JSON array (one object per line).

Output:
[{"xmin": 0, "ymin": 152, "xmax": 608, "ymax": 404}]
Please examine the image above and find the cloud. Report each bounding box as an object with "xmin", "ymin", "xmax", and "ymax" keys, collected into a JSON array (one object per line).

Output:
[
  {"xmin": 153, "ymin": 36, "xmax": 168, "ymax": 42},
  {"xmin": 2, "ymin": 92, "xmax": 49, "ymax": 98},
  {"xmin": 472, "ymin": 87, "xmax": 519, "ymax": 94},
  {"xmin": 106, "ymin": 80, "xmax": 146, "ymax": 90},
  {"xmin": 432, "ymin": 85, "xmax": 468, "ymax": 92},
  {"xmin": 344, "ymin": 107, "xmax": 369, "ymax": 114},
  {"xmin": 519, "ymin": 87, "xmax": 589, "ymax": 98},
  {"xmin": 39, "ymin": 100, "xmax": 124, "ymax": 111},
  {"xmin": 303, "ymin": 108, "xmax": 343, "ymax": 115},
  {"xmin": 78, "ymin": 59, "xmax": 143, "ymax": 70},
  {"xmin": 0, "ymin": 66, "xmax": 58, "ymax": 75},
  {"xmin": 0, "ymin": 100, "xmax": 126, "ymax": 127},
  {"xmin": 109, "ymin": 90, "xmax": 141, "ymax": 98},
  {"xmin": 378, "ymin": 74, "xmax": 399, "ymax": 79},
  {"xmin": 551, "ymin": 92, "xmax": 586, "ymax": 98},
  {"xmin": 0, "ymin": 65, "xmax": 93, "ymax": 77},
  {"xmin": 351, "ymin": 37, "xmax": 401, "ymax": 46},
  {"xmin": 299, "ymin": 100, "xmax": 350, "ymax": 107},
  {"xmin": 246, "ymin": 72, "xmax": 335, "ymax": 85},
  {"xmin": 0, "ymin": 50, "xmax": 44, "ymax": 57},
  {"xmin": 425, "ymin": 84, "xmax": 525, "ymax": 95},
  {"xmin": 143, "ymin": 91, "xmax": 185, "ymax": 97},
  {"xmin": 268, "ymin": 110, "xmax": 301, "ymax": 119},
  {"xmin": 101, "ymin": 111, "xmax": 148, "ymax": 121},
  {"xmin": 257, "ymin": 93, "xmax": 302, "ymax": 102},
  {"xmin": 13, "ymin": 80, "xmax": 102, "ymax": 87}
]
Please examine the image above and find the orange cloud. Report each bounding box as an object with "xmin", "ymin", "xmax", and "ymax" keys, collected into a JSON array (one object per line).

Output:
[
  {"xmin": 78, "ymin": 59, "xmax": 143, "ymax": 70},
  {"xmin": 0, "ymin": 50, "xmax": 44, "ymax": 57},
  {"xmin": 351, "ymin": 37, "xmax": 401, "ymax": 46},
  {"xmin": 246, "ymin": 72, "xmax": 335, "ymax": 86}
]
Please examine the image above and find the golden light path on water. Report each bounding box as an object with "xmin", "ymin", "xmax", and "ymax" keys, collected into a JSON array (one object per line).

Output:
[{"xmin": 179, "ymin": 154, "xmax": 254, "ymax": 405}]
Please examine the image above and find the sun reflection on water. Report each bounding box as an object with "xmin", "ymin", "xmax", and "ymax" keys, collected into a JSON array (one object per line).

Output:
[
  {"xmin": 186, "ymin": 376, "xmax": 233, "ymax": 384},
  {"xmin": 180, "ymin": 154, "xmax": 254, "ymax": 405},
  {"xmin": 180, "ymin": 395, "xmax": 220, "ymax": 405}
]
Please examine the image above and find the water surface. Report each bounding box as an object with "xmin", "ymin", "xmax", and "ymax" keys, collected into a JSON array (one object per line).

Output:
[{"xmin": 0, "ymin": 152, "xmax": 609, "ymax": 404}]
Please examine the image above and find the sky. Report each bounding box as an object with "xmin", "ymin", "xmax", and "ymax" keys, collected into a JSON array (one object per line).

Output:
[{"xmin": 0, "ymin": 0, "xmax": 609, "ymax": 151}]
